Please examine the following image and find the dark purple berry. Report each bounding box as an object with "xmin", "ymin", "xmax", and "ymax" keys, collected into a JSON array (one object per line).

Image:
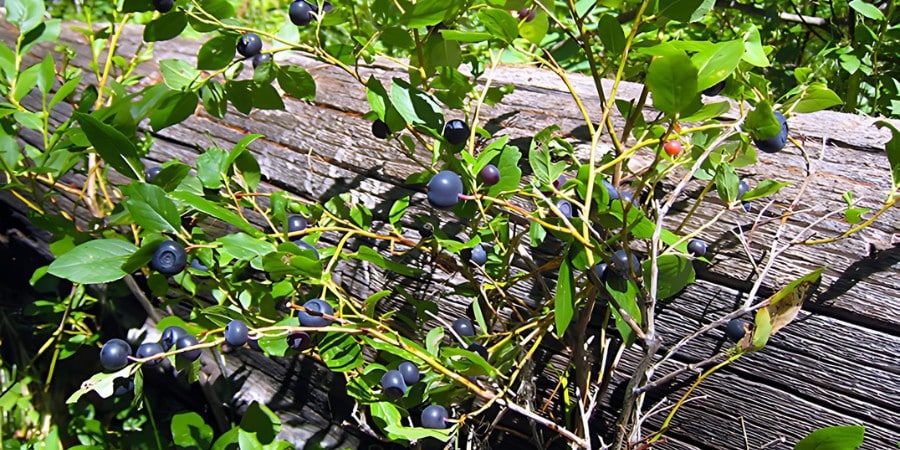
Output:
[
  {"xmin": 443, "ymin": 119, "xmax": 469, "ymax": 145},
  {"xmin": 225, "ymin": 320, "xmax": 249, "ymax": 347},
  {"xmin": 371, "ymin": 119, "xmax": 390, "ymax": 139},
  {"xmin": 703, "ymin": 79, "xmax": 726, "ymax": 97},
  {"xmin": 470, "ymin": 244, "xmax": 487, "ymax": 266},
  {"xmin": 160, "ymin": 326, "xmax": 187, "ymax": 350},
  {"xmin": 754, "ymin": 112, "xmax": 788, "ymax": 153},
  {"xmin": 286, "ymin": 215, "xmax": 308, "ymax": 233},
  {"xmin": 479, "ymin": 164, "xmax": 500, "ymax": 186},
  {"xmin": 553, "ymin": 175, "xmax": 567, "ymax": 189},
  {"xmin": 557, "ymin": 199, "xmax": 573, "ymax": 218},
  {"xmin": 589, "ymin": 262, "xmax": 608, "ymax": 285},
  {"xmin": 136, "ymin": 342, "xmax": 164, "ymax": 365},
  {"xmin": 252, "ymin": 53, "xmax": 272, "ymax": 68},
  {"xmin": 452, "ymin": 318, "xmax": 475, "ymax": 337},
  {"xmin": 144, "ymin": 166, "xmax": 162, "ymax": 182},
  {"xmin": 236, "ymin": 33, "xmax": 263, "ymax": 58},
  {"xmin": 611, "ymin": 249, "xmax": 641, "ymax": 277},
  {"xmin": 603, "ymin": 179, "xmax": 619, "ymax": 201},
  {"xmin": 738, "ymin": 180, "xmax": 750, "ymax": 200},
  {"xmin": 287, "ymin": 332, "xmax": 312, "ymax": 350},
  {"xmin": 100, "ymin": 339, "xmax": 132, "ymax": 372},
  {"xmin": 467, "ymin": 342, "xmax": 488, "ymax": 360},
  {"xmin": 726, "ymin": 319, "xmax": 747, "ymax": 342},
  {"xmin": 289, "ymin": 0, "xmax": 313, "ymax": 25},
  {"xmin": 381, "ymin": 370, "xmax": 407, "ymax": 399},
  {"xmin": 517, "ymin": 8, "xmax": 536, "ymax": 22},
  {"xmin": 190, "ymin": 258, "xmax": 209, "ymax": 272},
  {"xmin": 152, "ymin": 0, "xmax": 174, "ymax": 13},
  {"xmin": 114, "ymin": 377, "xmax": 134, "ymax": 396},
  {"xmin": 293, "ymin": 239, "xmax": 320, "ymax": 259},
  {"xmin": 421, "ymin": 405, "xmax": 449, "ymax": 429},
  {"xmin": 150, "ymin": 240, "xmax": 187, "ymax": 276},
  {"xmin": 298, "ymin": 299, "xmax": 334, "ymax": 327},
  {"xmin": 175, "ymin": 334, "xmax": 201, "ymax": 362},
  {"xmin": 687, "ymin": 239, "xmax": 707, "ymax": 257},
  {"xmin": 398, "ymin": 361, "xmax": 420, "ymax": 385},
  {"xmin": 426, "ymin": 171, "xmax": 464, "ymax": 209}
]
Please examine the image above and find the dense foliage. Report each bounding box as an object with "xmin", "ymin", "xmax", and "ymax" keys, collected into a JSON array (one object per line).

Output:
[{"xmin": 1, "ymin": 0, "xmax": 897, "ymax": 449}]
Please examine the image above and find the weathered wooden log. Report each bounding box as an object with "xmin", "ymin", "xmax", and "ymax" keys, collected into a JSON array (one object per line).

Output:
[{"xmin": 1, "ymin": 18, "xmax": 898, "ymax": 450}]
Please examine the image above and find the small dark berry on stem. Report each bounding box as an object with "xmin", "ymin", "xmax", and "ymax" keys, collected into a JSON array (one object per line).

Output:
[
  {"xmin": 236, "ymin": 33, "xmax": 263, "ymax": 58},
  {"xmin": 687, "ymin": 239, "xmax": 707, "ymax": 257},
  {"xmin": 479, "ymin": 164, "xmax": 500, "ymax": 186},
  {"xmin": 443, "ymin": 119, "xmax": 469, "ymax": 145},
  {"xmin": 100, "ymin": 339, "xmax": 132, "ymax": 372},
  {"xmin": 371, "ymin": 119, "xmax": 390, "ymax": 139},
  {"xmin": 452, "ymin": 318, "xmax": 475, "ymax": 337},
  {"xmin": 252, "ymin": 53, "xmax": 272, "ymax": 68},
  {"xmin": 470, "ymin": 244, "xmax": 487, "ymax": 266},
  {"xmin": 298, "ymin": 299, "xmax": 334, "ymax": 327},
  {"xmin": 426, "ymin": 171, "xmax": 464, "ymax": 209},
  {"xmin": 151, "ymin": 240, "xmax": 188, "ymax": 276}
]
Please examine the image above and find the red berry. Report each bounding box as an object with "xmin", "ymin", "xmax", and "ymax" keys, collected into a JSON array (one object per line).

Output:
[{"xmin": 663, "ymin": 140, "xmax": 682, "ymax": 157}]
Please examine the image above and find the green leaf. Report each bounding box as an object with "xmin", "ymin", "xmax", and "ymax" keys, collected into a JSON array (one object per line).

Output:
[
  {"xmin": 692, "ymin": 40, "xmax": 743, "ymax": 91},
  {"xmin": 645, "ymin": 51, "xmax": 698, "ymax": 116},
  {"xmin": 402, "ymin": 0, "xmax": 454, "ymax": 28},
  {"xmin": 353, "ymin": 246, "xmax": 423, "ymax": 277},
  {"xmin": 741, "ymin": 179, "xmax": 791, "ymax": 201},
  {"xmin": 440, "ymin": 30, "xmax": 491, "ymax": 43},
  {"xmin": 171, "ymin": 412, "xmax": 214, "ymax": 450},
  {"xmin": 150, "ymin": 90, "xmax": 198, "ymax": 131},
  {"xmin": 197, "ymin": 147, "xmax": 227, "ymax": 189},
  {"xmin": 875, "ymin": 120, "xmax": 900, "ymax": 189},
  {"xmin": 518, "ymin": 11, "xmax": 548, "ymax": 45},
  {"xmin": 750, "ymin": 306, "xmax": 772, "ymax": 350},
  {"xmin": 644, "ymin": 254, "xmax": 695, "ymax": 299},
  {"xmin": 170, "ymin": 191, "xmax": 262, "ymax": 236},
  {"xmin": 657, "ymin": 0, "xmax": 711, "ymax": 22},
  {"xmin": 48, "ymin": 239, "xmax": 138, "ymax": 284},
  {"xmin": 197, "ymin": 0, "xmax": 236, "ymax": 20},
  {"xmin": 478, "ymin": 8, "xmax": 519, "ymax": 44},
  {"xmin": 143, "ymin": 11, "xmax": 187, "ymax": 42},
  {"xmin": 714, "ymin": 163, "xmax": 740, "ymax": 204},
  {"xmin": 36, "ymin": 55, "xmax": 55, "ymax": 96},
  {"xmin": 606, "ymin": 276, "xmax": 641, "ymax": 346},
  {"xmin": 73, "ymin": 112, "xmax": 143, "ymax": 179},
  {"xmin": 197, "ymin": 35, "xmax": 236, "ymax": 70},
  {"xmin": 217, "ymin": 233, "xmax": 276, "ymax": 261},
  {"xmin": 487, "ymin": 145, "xmax": 522, "ymax": 197},
  {"xmin": 741, "ymin": 25, "xmax": 769, "ymax": 67},
  {"xmin": 555, "ymin": 254, "xmax": 575, "ymax": 336},
  {"xmin": 6, "ymin": 0, "xmax": 45, "ymax": 34},
  {"xmin": 200, "ymin": 79, "xmax": 227, "ymax": 118},
  {"xmin": 425, "ymin": 326, "xmax": 443, "ymax": 356},
  {"xmin": 21, "ymin": 20, "xmax": 59, "ymax": 57},
  {"xmin": 598, "ymin": 14, "xmax": 626, "ymax": 54},
  {"xmin": 795, "ymin": 425, "xmax": 865, "ymax": 450},
  {"xmin": 66, "ymin": 366, "xmax": 133, "ymax": 404},
  {"xmin": 50, "ymin": 75, "xmax": 81, "ymax": 109},
  {"xmin": 791, "ymin": 83, "xmax": 843, "ymax": 113},
  {"xmin": 122, "ymin": 182, "xmax": 181, "ymax": 233},
  {"xmin": 389, "ymin": 196, "xmax": 410, "ymax": 228},
  {"xmin": 849, "ymin": 0, "xmax": 885, "ymax": 21},
  {"xmin": 744, "ymin": 102, "xmax": 781, "ymax": 140},
  {"xmin": 276, "ymin": 66, "xmax": 316, "ymax": 101},
  {"xmin": 160, "ymin": 59, "xmax": 200, "ymax": 91},
  {"xmin": 251, "ymin": 83, "xmax": 285, "ymax": 110},
  {"xmin": 845, "ymin": 207, "xmax": 869, "ymax": 225},
  {"xmin": 239, "ymin": 401, "xmax": 280, "ymax": 445},
  {"xmin": 390, "ymin": 78, "xmax": 443, "ymax": 130},
  {"xmin": 318, "ymin": 332, "xmax": 364, "ymax": 372}
]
